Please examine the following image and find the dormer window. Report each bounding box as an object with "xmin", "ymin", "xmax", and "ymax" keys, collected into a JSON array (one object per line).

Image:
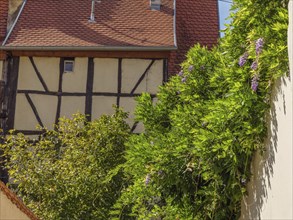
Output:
[
  {"xmin": 150, "ymin": 0, "xmax": 161, "ymax": 11},
  {"xmin": 64, "ymin": 58, "xmax": 75, "ymax": 73}
]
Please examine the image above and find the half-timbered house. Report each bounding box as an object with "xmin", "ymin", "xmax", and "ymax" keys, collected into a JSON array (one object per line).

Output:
[{"xmin": 0, "ymin": 0, "xmax": 219, "ymax": 135}]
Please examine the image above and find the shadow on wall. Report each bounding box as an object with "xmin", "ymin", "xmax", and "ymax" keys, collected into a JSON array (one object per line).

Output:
[{"xmin": 240, "ymin": 75, "xmax": 289, "ymax": 219}]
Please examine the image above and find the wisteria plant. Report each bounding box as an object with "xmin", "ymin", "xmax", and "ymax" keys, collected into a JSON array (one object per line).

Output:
[{"xmin": 110, "ymin": 0, "xmax": 289, "ymax": 219}]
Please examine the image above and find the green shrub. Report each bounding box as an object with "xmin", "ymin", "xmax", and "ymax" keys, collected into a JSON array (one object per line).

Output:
[{"xmin": 0, "ymin": 109, "xmax": 130, "ymax": 220}]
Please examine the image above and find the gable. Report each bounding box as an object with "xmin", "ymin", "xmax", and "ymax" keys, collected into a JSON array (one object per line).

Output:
[{"xmin": 0, "ymin": 181, "xmax": 39, "ymax": 220}]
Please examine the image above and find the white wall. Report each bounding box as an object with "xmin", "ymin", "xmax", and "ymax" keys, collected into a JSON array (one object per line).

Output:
[
  {"xmin": 0, "ymin": 190, "xmax": 30, "ymax": 220},
  {"xmin": 240, "ymin": 1, "xmax": 293, "ymax": 219}
]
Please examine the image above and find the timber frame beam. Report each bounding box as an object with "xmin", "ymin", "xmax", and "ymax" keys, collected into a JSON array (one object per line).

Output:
[
  {"xmin": 0, "ymin": 51, "xmax": 7, "ymax": 60},
  {"xmin": 5, "ymin": 56, "xmax": 169, "ymax": 135}
]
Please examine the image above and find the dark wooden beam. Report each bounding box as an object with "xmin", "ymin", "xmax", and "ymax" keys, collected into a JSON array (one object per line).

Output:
[
  {"xmin": 130, "ymin": 59, "xmax": 155, "ymax": 94},
  {"xmin": 163, "ymin": 58, "xmax": 168, "ymax": 83},
  {"xmin": 131, "ymin": 121, "xmax": 139, "ymax": 133},
  {"xmin": 55, "ymin": 58, "xmax": 64, "ymax": 125},
  {"xmin": 85, "ymin": 58, "xmax": 94, "ymax": 121},
  {"xmin": 17, "ymin": 90, "xmax": 156, "ymax": 98},
  {"xmin": 25, "ymin": 93, "xmax": 44, "ymax": 127},
  {"xmin": 0, "ymin": 147, "xmax": 9, "ymax": 184},
  {"xmin": 18, "ymin": 90, "xmax": 59, "ymax": 96},
  {"xmin": 29, "ymin": 57, "xmax": 49, "ymax": 92},
  {"xmin": 116, "ymin": 58, "xmax": 122, "ymax": 107},
  {"xmin": 14, "ymin": 130, "xmax": 44, "ymax": 135},
  {"xmin": 11, "ymin": 51, "xmax": 170, "ymax": 59},
  {"xmin": 6, "ymin": 56, "xmax": 19, "ymax": 130},
  {"xmin": 0, "ymin": 51, "xmax": 7, "ymax": 60}
]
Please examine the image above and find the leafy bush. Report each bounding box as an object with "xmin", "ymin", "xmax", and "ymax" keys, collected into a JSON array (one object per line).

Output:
[
  {"xmin": 111, "ymin": 0, "xmax": 289, "ymax": 219},
  {"xmin": 0, "ymin": 109, "xmax": 130, "ymax": 220}
]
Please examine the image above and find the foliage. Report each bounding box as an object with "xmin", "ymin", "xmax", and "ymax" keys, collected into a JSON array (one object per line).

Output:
[
  {"xmin": 0, "ymin": 0, "xmax": 289, "ymax": 219},
  {"xmin": 0, "ymin": 109, "xmax": 130, "ymax": 220},
  {"xmin": 111, "ymin": 0, "xmax": 289, "ymax": 219}
]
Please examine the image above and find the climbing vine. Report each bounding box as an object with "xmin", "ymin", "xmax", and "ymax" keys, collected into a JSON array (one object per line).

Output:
[{"xmin": 110, "ymin": 0, "xmax": 289, "ymax": 219}]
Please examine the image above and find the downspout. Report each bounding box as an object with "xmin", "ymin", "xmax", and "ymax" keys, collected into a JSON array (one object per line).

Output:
[
  {"xmin": 2, "ymin": 0, "xmax": 27, "ymax": 46},
  {"xmin": 217, "ymin": 0, "xmax": 221, "ymax": 38}
]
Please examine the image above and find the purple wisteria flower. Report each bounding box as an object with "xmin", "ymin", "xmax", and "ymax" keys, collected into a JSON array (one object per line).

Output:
[
  {"xmin": 181, "ymin": 77, "xmax": 187, "ymax": 83},
  {"xmin": 188, "ymin": 65, "xmax": 194, "ymax": 72},
  {"xmin": 202, "ymin": 122, "xmax": 208, "ymax": 127},
  {"xmin": 251, "ymin": 61, "xmax": 258, "ymax": 70},
  {"xmin": 178, "ymin": 70, "xmax": 184, "ymax": 76},
  {"xmin": 238, "ymin": 52, "xmax": 248, "ymax": 67},
  {"xmin": 251, "ymin": 75, "xmax": 259, "ymax": 92},
  {"xmin": 255, "ymin": 38, "xmax": 264, "ymax": 55},
  {"xmin": 145, "ymin": 174, "xmax": 151, "ymax": 186},
  {"xmin": 241, "ymin": 178, "xmax": 247, "ymax": 185}
]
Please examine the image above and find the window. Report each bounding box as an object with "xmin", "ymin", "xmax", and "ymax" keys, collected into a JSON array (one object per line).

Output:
[
  {"xmin": 64, "ymin": 58, "xmax": 75, "ymax": 73},
  {"xmin": 150, "ymin": 0, "xmax": 161, "ymax": 10}
]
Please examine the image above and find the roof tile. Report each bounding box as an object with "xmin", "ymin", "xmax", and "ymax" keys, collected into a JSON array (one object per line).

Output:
[
  {"xmin": 168, "ymin": 0, "xmax": 219, "ymax": 74},
  {"xmin": 5, "ymin": 0, "xmax": 175, "ymax": 48},
  {"xmin": 0, "ymin": 0, "xmax": 8, "ymax": 43}
]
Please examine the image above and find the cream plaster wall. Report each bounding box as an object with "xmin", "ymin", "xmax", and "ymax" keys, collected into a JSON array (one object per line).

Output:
[
  {"xmin": 14, "ymin": 94, "xmax": 39, "ymax": 130},
  {"xmin": 15, "ymin": 56, "xmax": 164, "ymax": 132},
  {"xmin": 32, "ymin": 57, "xmax": 59, "ymax": 91},
  {"xmin": 93, "ymin": 58, "xmax": 118, "ymax": 93},
  {"xmin": 120, "ymin": 97, "xmax": 138, "ymax": 131},
  {"xmin": 122, "ymin": 59, "xmax": 150, "ymax": 93},
  {"xmin": 240, "ymin": 2, "xmax": 293, "ymax": 219},
  {"xmin": 121, "ymin": 59, "xmax": 163, "ymax": 94},
  {"xmin": 29, "ymin": 94, "xmax": 57, "ymax": 130},
  {"xmin": 18, "ymin": 57, "xmax": 45, "ymax": 91},
  {"xmin": 60, "ymin": 96, "xmax": 85, "ymax": 119},
  {"xmin": 18, "ymin": 57, "xmax": 60, "ymax": 91},
  {"xmin": 16, "ymin": 57, "xmax": 60, "ymax": 130},
  {"xmin": 0, "ymin": 190, "xmax": 30, "ymax": 220},
  {"xmin": 145, "ymin": 60, "xmax": 163, "ymax": 94},
  {"xmin": 0, "ymin": 61, "xmax": 3, "ymax": 80},
  {"xmin": 92, "ymin": 96, "xmax": 116, "ymax": 118}
]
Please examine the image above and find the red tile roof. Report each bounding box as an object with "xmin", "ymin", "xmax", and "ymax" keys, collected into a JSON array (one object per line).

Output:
[
  {"xmin": 0, "ymin": 0, "xmax": 8, "ymax": 44},
  {"xmin": 168, "ymin": 0, "xmax": 219, "ymax": 74},
  {"xmin": 1, "ymin": 0, "xmax": 219, "ymax": 73},
  {"xmin": 0, "ymin": 181, "xmax": 39, "ymax": 220},
  {"xmin": 4, "ymin": 0, "xmax": 175, "ymax": 48}
]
